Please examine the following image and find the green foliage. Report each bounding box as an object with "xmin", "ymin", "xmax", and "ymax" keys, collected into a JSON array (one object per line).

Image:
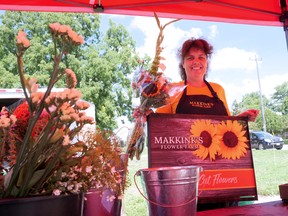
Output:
[
  {"xmin": 239, "ymin": 92, "xmax": 269, "ymax": 111},
  {"xmin": 231, "ymin": 90, "xmax": 287, "ymax": 134},
  {"xmin": 0, "ymin": 62, "xmax": 20, "ymax": 88},
  {"xmin": 231, "ymin": 99, "xmax": 242, "ymax": 116},
  {"xmin": 263, "ymin": 109, "xmax": 284, "ymax": 134},
  {"xmin": 123, "ymin": 148, "xmax": 149, "ymax": 216},
  {"xmin": 78, "ymin": 20, "xmax": 140, "ymax": 129},
  {"xmin": 269, "ymin": 81, "xmax": 288, "ymax": 115},
  {"xmin": 0, "ymin": 11, "xmax": 140, "ymax": 130}
]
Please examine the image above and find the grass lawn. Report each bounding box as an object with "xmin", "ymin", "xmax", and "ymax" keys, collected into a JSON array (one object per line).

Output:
[
  {"xmin": 252, "ymin": 149, "xmax": 288, "ymax": 195},
  {"xmin": 122, "ymin": 151, "xmax": 149, "ymax": 216},
  {"xmin": 122, "ymin": 147, "xmax": 288, "ymax": 215}
]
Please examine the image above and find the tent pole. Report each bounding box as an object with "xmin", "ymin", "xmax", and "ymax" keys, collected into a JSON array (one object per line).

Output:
[
  {"xmin": 285, "ymin": 30, "xmax": 288, "ymax": 51},
  {"xmin": 280, "ymin": 0, "xmax": 288, "ymax": 51}
]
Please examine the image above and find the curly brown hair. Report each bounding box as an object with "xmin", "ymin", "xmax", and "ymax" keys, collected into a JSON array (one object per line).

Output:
[{"xmin": 177, "ymin": 38, "xmax": 213, "ymax": 81}]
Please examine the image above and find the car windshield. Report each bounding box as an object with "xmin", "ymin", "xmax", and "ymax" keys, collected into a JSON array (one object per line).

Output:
[{"xmin": 255, "ymin": 132, "xmax": 273, "ymax": 139}]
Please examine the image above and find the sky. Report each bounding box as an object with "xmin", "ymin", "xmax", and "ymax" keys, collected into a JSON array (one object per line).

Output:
[{"xmin": 100, "ymin": 14, "xmax": 288, "ymax": 111}]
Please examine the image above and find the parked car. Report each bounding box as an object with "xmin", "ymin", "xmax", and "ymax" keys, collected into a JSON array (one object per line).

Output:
[{"xmin": 249, "ymin": 131, "xmax": 284, "ymax": 150}]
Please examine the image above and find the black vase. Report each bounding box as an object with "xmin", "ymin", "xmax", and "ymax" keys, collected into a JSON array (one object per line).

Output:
[{"xmin": 0, "ymin": 193, "xmax": 84, "ymax": 216}]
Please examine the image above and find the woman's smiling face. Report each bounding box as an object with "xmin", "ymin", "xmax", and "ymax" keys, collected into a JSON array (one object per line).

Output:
[{"xmin": 182, "ymin": 47, "xmax": 208, "ymax": 81}]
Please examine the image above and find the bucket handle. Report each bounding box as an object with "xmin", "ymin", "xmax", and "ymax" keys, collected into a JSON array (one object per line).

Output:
[{"xmin": 134, "ymin": 171, "xmax": 201, "ymax": 208}]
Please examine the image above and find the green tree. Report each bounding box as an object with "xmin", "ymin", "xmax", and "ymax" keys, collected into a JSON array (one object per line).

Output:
[
  {"xmin": 79, "ymin": 20, "xmax": 139, "ymax": 129},
  {"xmin": 0, "ymin": 11, "xmax": 101, "ymax": 87},
  {"xmin": 231, "ymin": 92, "xmax": 284, "ymax": 133},
  {"xmin": 269, "ymin": 81, "xmax": 288, "ymax": 115},
  {"xmin": 267, "ymin": 82, "xmax": 288, "ymax": 134},
  {"xmin": 0, "ymin": 11, "xmax": 139, "ymax": 129},
  {"xmin": 263, "ymin": 109, "xmax": 284, "ymax": 134},
  {"xmin": 231, "ymin": 99, "xmax": 242, "ymax": 116}
]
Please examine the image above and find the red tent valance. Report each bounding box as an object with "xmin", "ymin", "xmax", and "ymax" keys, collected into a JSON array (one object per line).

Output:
[{"xmin": 0, "ymin": 0, "xmax": 286, "ymax": 26}]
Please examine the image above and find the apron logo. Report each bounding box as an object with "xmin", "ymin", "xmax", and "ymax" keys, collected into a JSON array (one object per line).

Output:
[{"xmin": 190, "ymin": 101, "xmax": 214, "ymax": 108}]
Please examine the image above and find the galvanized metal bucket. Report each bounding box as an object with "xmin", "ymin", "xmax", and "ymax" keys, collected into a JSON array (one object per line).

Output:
[{"xmin": 135, "ymin": 165, "xmax": 202, "ymax": 216}]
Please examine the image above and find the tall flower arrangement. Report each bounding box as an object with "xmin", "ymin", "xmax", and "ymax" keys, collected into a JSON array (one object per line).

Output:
[
  {"xmin": 0, "ymin": 23, "xmax": 128, "ymax": 199},
  {"xmin": 126, "ymin": 13, "xmax": 180, "ymax": 160}
]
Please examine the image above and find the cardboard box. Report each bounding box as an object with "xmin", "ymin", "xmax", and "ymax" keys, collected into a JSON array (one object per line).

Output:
[{"xmin": 147, "ymin": 113, "xmax": 258, "ymax": 203}]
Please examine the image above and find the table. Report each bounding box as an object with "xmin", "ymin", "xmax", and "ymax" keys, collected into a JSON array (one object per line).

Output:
[{"xmin": 197, "ymin": 200, "xmax": 288, "ymax": 216}]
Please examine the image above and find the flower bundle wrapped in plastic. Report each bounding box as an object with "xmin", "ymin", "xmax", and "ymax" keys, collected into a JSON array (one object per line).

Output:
[
  {"xmin": 126, "ymin": 63, "xmax": 169, "ymax": 160},
  {"xmin": 126, "ymin": 13, "xmax": 180, "ymax": 160}
]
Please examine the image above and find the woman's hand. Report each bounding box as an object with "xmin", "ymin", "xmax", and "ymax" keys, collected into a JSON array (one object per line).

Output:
[{"xmin": 237, "ymin": 109, "xmax": 259, "ymax": 122}]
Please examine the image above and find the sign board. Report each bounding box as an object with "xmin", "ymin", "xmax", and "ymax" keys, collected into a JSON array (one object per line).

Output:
[{"xmin": 147, "ymin": 113, "xmax": 258, "ymax": 203}]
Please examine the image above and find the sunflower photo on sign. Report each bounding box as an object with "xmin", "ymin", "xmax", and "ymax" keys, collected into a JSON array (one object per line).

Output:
[
  {"xmin": 217, "ymin": 120, "xmax": 249, "ymax": 160},
  {"xmin": 190, "ymin": 119, "xmax": 249, "ymax": 161},
  {"xmin": 190, "ymin": 119, "xmax": 221, "ymax": 161}
]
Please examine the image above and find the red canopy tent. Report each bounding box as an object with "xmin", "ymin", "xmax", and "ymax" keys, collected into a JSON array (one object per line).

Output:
[{"xmin": 0, "ymin": 0, "xmax": 288, "ymax": 48}]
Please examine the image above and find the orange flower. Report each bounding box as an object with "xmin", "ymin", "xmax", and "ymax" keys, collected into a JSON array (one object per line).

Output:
[
  {"xmin": 49, "ymin": 22, "xmax": 84, "ymax": 45},
  {"xmin": 65, "ymin": 68, "xmax": 77, "ymax": 88},
  {"xmin": 58, "ymin": 25, "xmax": 72, "ymax": 34},
  {"xmin": 142, "ymin": 82, "xmax": 160, "ymax": 97},
  {"xmin": 190, "ymin": 119, "xmax": 221, "ymax": 160},
  {"xmin": 141, "ymin": 76, "xmax": 168, "ymax": 98},
  {"xmin": 16, "ymin": 30, "xmax": 30, "ymax": 48},
  {"xmin": 67, "ymin": 29, "xmax": 84, "ymax": 45},
  {"xmin": 49, "ymin": 22, "xmax": 61, "ymax": 32},
  {"xmin": 217, "ymin": 120, "xmax": 249, "ymax": 160}
]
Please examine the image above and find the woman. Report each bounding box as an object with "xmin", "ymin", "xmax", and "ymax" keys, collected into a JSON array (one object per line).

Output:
[
  {"xmin": 156, "ymin": 37, "xmax": 258, "ymax": 121},
  {"xmin": 156, "ymin": 38, "xmax": 258, "ymax": 211}
]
